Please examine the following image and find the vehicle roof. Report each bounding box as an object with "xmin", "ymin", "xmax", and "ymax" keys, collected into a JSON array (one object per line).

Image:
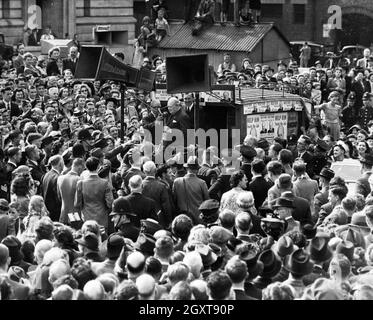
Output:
[
  {"xmin": 342, "ymin": 45, "xmax": 366, "ymax": 50},
  {"xmin": 290, "ymin": 41, "xmax": 324, "ymax": 47}
]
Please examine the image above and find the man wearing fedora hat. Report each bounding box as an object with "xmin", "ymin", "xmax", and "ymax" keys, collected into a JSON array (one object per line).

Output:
[
  {"xmin": 315, "ymin": 168, "xmax": 335, "ymax": 218},
  {"xmin": 283, "ymin": 248, "xmax": 313, "ymax": 298},
  {"xmin": 303, "ymin": 235, "xmax": 332, "ymax": 286},
  {"xmin": 76, "ymin": 232, "xmax": 103, "ymax": 262},
  {"xmin": 173, "ymin": 156, "xmax": 209, "ymax": 225},
  {"xmin": 253, "ymin": 249, "xmax": 282, "ymax": 289}
]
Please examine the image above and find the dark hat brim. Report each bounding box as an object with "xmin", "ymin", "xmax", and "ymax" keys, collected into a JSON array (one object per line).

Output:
[{"xmin": 261, "ymin": 256, "xmax": 282, "ymax": 278}]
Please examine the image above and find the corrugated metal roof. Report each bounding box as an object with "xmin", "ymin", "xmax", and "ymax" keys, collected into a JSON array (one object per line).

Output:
[
  {"xmin": 235, "ymin": 88, "xmax": 304, "ymax": 103},
  {"xmin": 159, "ymin": 23, "xmax": 278, "ymax": 52}
]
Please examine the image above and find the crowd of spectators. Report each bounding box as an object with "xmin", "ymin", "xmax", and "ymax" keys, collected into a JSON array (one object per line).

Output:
[{"xmin": 3, "ymin": 0, "xmax": 373, "ymax": 301}]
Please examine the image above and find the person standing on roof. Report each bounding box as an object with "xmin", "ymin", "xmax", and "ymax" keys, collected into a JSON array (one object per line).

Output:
[{"xmin": 300, "ymin": 42, "xmax": 311, "ymax": 68}]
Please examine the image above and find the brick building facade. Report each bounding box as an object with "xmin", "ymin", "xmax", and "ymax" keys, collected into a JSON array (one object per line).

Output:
[
  {"xmin": 260, "ymin": 0, "xmax": 373, "ymax": 46},
  {"xmin": 0, "ymin": 0, "xmax": 136, "ymax": 46}
]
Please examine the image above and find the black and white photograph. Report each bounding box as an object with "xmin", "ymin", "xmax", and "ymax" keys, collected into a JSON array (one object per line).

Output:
[{"xmin": 1, "ymin": 0, "xmax": 373, "ymax": 309}]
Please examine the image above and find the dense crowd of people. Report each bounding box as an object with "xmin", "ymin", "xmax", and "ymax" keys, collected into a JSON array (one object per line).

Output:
[{"xmin": 4, "ymin": 0, "xmax": 373, "ymax": 299}]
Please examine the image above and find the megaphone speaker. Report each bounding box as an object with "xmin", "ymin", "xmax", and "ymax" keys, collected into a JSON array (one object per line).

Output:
[{"xmin": 166, "ymin": 54, "xmax": 211, "ymax": 94}]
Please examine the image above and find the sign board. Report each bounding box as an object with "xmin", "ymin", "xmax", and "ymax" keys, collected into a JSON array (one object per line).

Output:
[
  {"xmin": 155, "ymin": 84, "xmax": 235, "ymax": 106},
  {"xmin": 243, "ymin": 99, "xmax": 303, "ymax": 115}
]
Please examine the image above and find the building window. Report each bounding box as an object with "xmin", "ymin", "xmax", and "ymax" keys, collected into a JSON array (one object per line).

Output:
[
  {"xmin": 261, "ymin": 4, "xmax": 283, "ymax": 19},
  {"xmin": 293, "ymin": 4, "xmax": 305, "ymax": 24},
  {"xmin": 2, "ymin": 0, "xmax": 11, "ymax": 19},
  {"xmin": 84, "ymin": 0, "xmax": 91, "ymax": 17}
]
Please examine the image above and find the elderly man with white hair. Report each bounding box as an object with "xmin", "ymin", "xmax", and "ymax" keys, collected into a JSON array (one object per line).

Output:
[
  {"xmin": 142, "ymin": 161, "xmax": 174, "ymax": 228},
  {"xmin": 165, "ymin": 97, "xmax": 192, "ymax": 145}
]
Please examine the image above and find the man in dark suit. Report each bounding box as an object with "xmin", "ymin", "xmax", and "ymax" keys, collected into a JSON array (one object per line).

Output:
[
  {"xmin": 249, "ymin": 159, "xmax": 272, "ymax": 210},
  {"xmin": 142, "ymin": 161, "xmax": 173, "ymax": 228},
  {"xmin": 0, "ymin": 87, "xmax": 21, "ymax": 119},
  {"xmin": 281, "ymin": 191, "xmax": 312, "ymax": 224},
  {"xmin": 294, "ymin": 135, "xmax": 314, "ymax": 179},
  {"xmin": 240, "ymin": 145, "xmax": 257, "ymax": 185},
  {"xmin": 351, "ymin": 70, "xmax": 369, "ymax": 110},
  {"xmin": 4, "ymin": 147, "xmax": 22, "ymax": 201},
  {"xmin": 25, "ymin": 145, "xmax": 45, "ymax": 188},
  {"xmin": 123, "ymin": 175, "xmax": 158, "ymax": 228},
  {"xmin": 165, "ymin": 97, "xmax": 192, "ymax": 148},
  {"xmin": 42, "ymin": 155, "xmax": 63, "ymax": 222},
  {"xmin": 63, "ymin": 46, "xmax": 79, "ymax": 75}
]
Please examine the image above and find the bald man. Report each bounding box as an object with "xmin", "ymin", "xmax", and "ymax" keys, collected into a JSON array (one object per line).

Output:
[
  {"xmin": 136, "ymin": 274, "xmax": 156, "ymax": 300},
  {"xmin": 123, "ymin": 175, "xmax": 158, "ymax": 228},
  {"xmin": 83, "ymin": 280, "xmax": 106, "ymax": 300}
]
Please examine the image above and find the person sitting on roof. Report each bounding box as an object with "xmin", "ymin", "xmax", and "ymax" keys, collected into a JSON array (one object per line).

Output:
[
  {"xmin": 155, "ymin": 9, "xmax": 170, "ymax": 43},
  {"xmin": 192, "ymin": 0, "xmax": 215, "ymax": 37}
]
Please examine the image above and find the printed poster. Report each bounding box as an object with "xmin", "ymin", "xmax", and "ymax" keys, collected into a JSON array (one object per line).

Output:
[{"xmin": 246, "ymin": 113, "xmax": 288, "ymax": 143}]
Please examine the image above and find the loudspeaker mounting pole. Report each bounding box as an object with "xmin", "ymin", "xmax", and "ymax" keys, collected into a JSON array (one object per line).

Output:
[{"xmin": 194, "ymin": 92, "xmax": 200, "ymax": 130}]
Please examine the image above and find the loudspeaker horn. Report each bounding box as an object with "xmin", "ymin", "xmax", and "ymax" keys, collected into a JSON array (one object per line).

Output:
[
  {"xmin": 75, "ymin": 46, "xmax": 156, "ymax": 91},
  {"xmin": 166, "ymin": 54, "xmax": 211, "ymax": 94}
]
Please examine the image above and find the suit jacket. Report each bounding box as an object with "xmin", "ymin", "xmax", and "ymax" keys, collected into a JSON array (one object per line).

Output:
[
  {"xmin": 42, "ymin": 169, "xmax": 62, "ymax": 222},
  {"xmin": 62, "ymin": 58, "xmax": 78, "ymax": 74},
  {"xmin": 293, "ymin": 151, "xmax": 314, "ymax": 178},
  {"xmin": 356, "ymin": 57, "xmax": 370, "ymax": 69},
  {"xmin": 46, "ymin": 60, "xmax": 60, "ymax": 76},
  {"xmin": 241, "ymin": 163, "xmax": 253, "ymax": 184},
  {"xmin": 173, "ymin": 173, "xmax": 210, "ymax": 225},
  {"xmin": 123, "ymin": 193, "xmax": 158, "ymax": 228},
  {"xmin": 166, "ymin": 109, "xmax": 192, "ymax": 138},
  {"xmin": 26, "ymin": 159, "xmax": 45, "ymax": 184},
  {"xmin": 122, "ymin": 167, "xmax": 146, "ymax": 194},
  {"xmin": 0, "ymin": 213, "xmax": 15, "ymax": 242},
  {"xmin": 0, "ymin": 101, "xmax": 21, "ymax": 119},
  {"xmin": 249, "ymin": 176, "xmax": 272, "ymax": 209},
  {"xmin": 74, "ymin": 174, "xmax": 114, "ymax": 229},
  {"xmin": 234, "ymin": 289, "xmax": 256, "ymax": 300},
  {"xmin": 142, "ymin": 176, "xmax": 173, "ymax": 228},
  {"xmin": 208, "ymin": 174, "xmax": 231, "ymax": 201},
  {"xmin": 57, "ymin": 171, "xmax": 81, "ymax": 224},
  {"xmin": 293, "ymin": 195, "xmax": 313, "ymax": 224}
]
